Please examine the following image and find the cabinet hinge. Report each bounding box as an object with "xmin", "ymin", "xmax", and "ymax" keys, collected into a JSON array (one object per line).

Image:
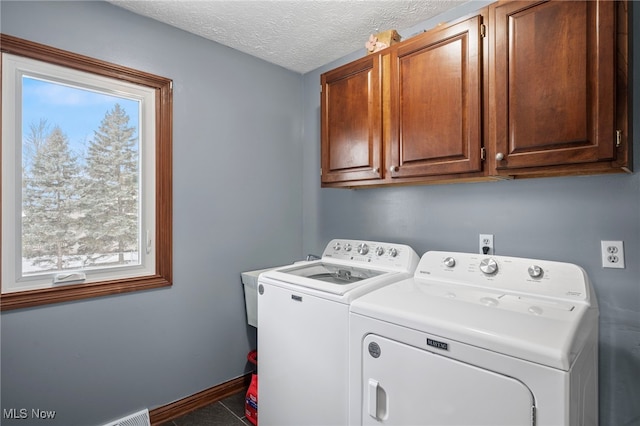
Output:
[
  {"xmin": 320, "ymin": 168, "xmax": 323, "ymax": 176},
  {"xmin": 481, "ymin": 147, "xmax": 486, "ymax": 161},
  {"xmin": 616, "ymin": 130, "xmax": 622, "ymax": 148},
  {"xmin": 480, "ymin": 24, "xmax": 487, "ymax": 38}
]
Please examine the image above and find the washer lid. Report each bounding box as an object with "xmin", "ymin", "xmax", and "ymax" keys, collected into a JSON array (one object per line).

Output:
[
  {"xmin": 259, "ymin": 239, "xmax": 419, "ymax": 298},
  {"xmin": 350, "ymin": 277, "xmax": 597, "ymax": 371},
  {"xmin": 282, "ymin": 262, "xmax": 385, "ymax": 284},
  {"xmin": 263, "ymin": 261, "xmax": 393, "ymax": 296}
]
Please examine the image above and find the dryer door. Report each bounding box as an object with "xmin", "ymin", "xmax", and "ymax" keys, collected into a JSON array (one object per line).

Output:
[{"xmin": 362, "ymin": 335, "xmax": 535, "ymax": 425}]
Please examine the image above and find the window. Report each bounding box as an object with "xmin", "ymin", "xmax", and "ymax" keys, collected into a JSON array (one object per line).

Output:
[{"xmin": 1, "ymin": 34, "xmax": 172, "ymax": 310}]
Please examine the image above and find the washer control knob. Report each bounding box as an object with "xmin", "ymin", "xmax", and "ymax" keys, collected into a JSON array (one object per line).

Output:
[
  {"xmin": 388, "ymin": 248, "xmax": 398, "ymax": 257},
  {"xmin": 344, "ymin": 243, "xmax": 352, "ymax": 252},
  {"xmin": 479, "ymin": 258, "xmax": 498, "ymax": 275},
  {"xmin": 333, "ymin": 242, "xmax": 341, "ymax": 251},
  {"xmin": 443, "ymin": 257, "xmax": 456, "ymax": 268},
  {"xmin": 528, "ymin": 265, "xmax": 543, "ymax": 278},
  {"xmin": 357, "ymin": 243, "xmax": 369, "ymax": 255},
  {"xmin": 376, "ymin": 246, "xmax": 385, "ymax": 256}
]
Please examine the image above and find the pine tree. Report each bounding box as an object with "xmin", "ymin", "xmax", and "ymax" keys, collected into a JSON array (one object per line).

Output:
[
  {"xmin": 79, "ymin": 103, "xmax": 139, "ymax": 265},
  {"xmin": 22, "ymin": 126, "xmax": 80, "ymax": 271},
  {"xmin": 23, "ymin": 118, "xmax": 50, "ymax": 173}
]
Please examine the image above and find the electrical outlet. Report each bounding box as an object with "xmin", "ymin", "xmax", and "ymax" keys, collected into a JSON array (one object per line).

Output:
[
  {"xmin": 479, "ymin": 234, "xmax": 494, "ymax": 255},
  {"xmin": 601, "ymin": 241, "xmax": 625, "ymax": 269}
]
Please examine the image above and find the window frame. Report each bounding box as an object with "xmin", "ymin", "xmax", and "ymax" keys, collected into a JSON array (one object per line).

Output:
[{"xmin": 0, "ymin": 34, "xmax": 173, "ymax": 311}]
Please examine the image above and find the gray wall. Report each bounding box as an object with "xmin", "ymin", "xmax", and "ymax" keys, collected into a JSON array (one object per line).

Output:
[
  {"xmin": 302, "ymin": 3, "xmax": 640, "ymax": 426},
  {"xmin": 1, "ymin": 1, "xmax": 303, "ymax": 425},
  {"xmin": 1, "ymin": 1, "xmax": 638, "ymax": 426}
]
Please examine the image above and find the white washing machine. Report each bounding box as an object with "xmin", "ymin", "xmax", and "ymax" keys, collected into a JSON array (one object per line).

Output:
[
  {"xmin": 258, "ymin": 239, "xmax": 419, "ymax": 426},
  {"xmin": 349, "ymin": 251, "xmax": 599, "ymax": 426}
]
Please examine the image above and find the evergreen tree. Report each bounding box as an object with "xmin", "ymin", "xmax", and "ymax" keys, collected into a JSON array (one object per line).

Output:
[
  {"xmin": 79, "ymin": 103, "xmax": 138, "ymax": 265},
  {"xmin": 23, "ymin": 118, "xmax": 50, "ymax": 173},
  {"xmin": 22, "ymin": 126, "xmax": 80, "ymax": 271}
]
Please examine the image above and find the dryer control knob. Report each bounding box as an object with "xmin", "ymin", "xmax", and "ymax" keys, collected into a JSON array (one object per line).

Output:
[
  {"xmin": 479, "ymin": 258, "xmax": 498, "ymax": 275},
  {"xmin": 357, "ymin": 243, "xmax": 369, "ymax": 255},
  {"xmin": 344, "ymin": 243, "xmax": 352, "ymax": 252},
  {"xmin": 388, "ymin": 248, "xmax": 398, "ymax": 257},
  {"xmin": 443, "ymin": 257, "xmax": 456, "ymax": 268},
  {"xmin": 528, "ymin": 265, "xmax": 543, "ymax": 278},
  {"xmin": 376, "ymin": 247, "xmax": 385, "ymax": 256}
]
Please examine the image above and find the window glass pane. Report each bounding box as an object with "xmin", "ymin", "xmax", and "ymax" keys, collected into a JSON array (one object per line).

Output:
[
  {"xmin": 21, "ymin": 76, "xmax": 141, "ymax": 277},
  {"xmin": 2, "ymin": 37, "xmax": 171, "ymax": 310}
]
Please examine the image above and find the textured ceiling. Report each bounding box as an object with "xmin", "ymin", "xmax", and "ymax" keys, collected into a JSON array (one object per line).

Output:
[{"xmin": 107, "ymin": 0, "xmax": 464, "ymax": 74}]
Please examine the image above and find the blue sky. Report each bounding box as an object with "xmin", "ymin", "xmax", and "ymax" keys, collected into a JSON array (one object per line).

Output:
[{"xmin": 22, "ymin": 76, "xmax": 139, "ymax": 161}]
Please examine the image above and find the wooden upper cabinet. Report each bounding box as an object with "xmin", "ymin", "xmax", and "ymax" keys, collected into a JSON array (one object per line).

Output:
[
  {"xmin": 321, "ymin": 55, "xmax": 382, "ymax": 185},
  {"xmin": 489, "ymin": 0, "xmax": 629, "ymax": 175},
  {"xmin": 320, "ymin": 13, "xmax": 487, "ymax": 187},
  {"xmin": 319, "ymin": 0, "xmax": 629, "ymax": 188},
  {"xmin": 388, "ymin": 15, "xmax": 485, "ymax": 179}
]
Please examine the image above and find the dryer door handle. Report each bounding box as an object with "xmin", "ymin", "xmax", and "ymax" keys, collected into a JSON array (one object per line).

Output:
[
  {"xmin": 368, "ymin": 378, "xmax": 388, "ymax": 420},
  {"xmin": 368, "ymin": 379, "xmax": 379, "ymax": 419}
]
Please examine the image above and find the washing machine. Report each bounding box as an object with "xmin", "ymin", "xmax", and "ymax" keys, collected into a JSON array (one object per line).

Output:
[
  {"xmin": 349, "ymin": 251, "xmax": 599, "ymax": 426},
  {"xmin": 257, "ymin": 239, "xmax": 419, "ymax": 426}
]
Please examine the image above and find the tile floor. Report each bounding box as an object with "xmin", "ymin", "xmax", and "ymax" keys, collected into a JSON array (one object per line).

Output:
[{"xmin": 160, "ymin": 390, "xmax": 251, "ymax": 426}]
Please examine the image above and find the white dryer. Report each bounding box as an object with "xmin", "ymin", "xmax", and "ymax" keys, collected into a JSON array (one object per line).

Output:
[
  {"xmin": 349, "ymin": 251, "xmax": 599, "ymax": 426},
  {"xmin": 258, "ymin": 239, "xmax": 419, "ymax": 426}
]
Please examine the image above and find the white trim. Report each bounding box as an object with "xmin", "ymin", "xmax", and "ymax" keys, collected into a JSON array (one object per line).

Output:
[{"xmin": 2, "ymin": 53, "xmax": 156, "ymax": 293}]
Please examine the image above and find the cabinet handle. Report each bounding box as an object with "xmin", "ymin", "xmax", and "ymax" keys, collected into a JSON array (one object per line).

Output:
[
  {"xmin": 389, "ymin": 166, "xmax": 399, "ymax": 172},
  {"xmin": 496, "ymin": 153, "xmax": 505, "ymax": 161},
  {"xmin": 372, "ymin": 167, "xmax": 379, "ymax": 173}
]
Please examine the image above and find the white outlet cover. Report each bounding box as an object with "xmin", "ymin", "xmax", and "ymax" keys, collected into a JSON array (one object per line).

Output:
[
  {"xmin": 479, "ymin": 234, "xmax": 494, "ymax": 255},
  {"xmin": 601, "ymin": 240, "xmax": 625, "ymax": 269}
]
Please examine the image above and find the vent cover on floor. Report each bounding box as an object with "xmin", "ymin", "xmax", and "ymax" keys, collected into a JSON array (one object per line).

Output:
[{"xmin": 102, "ymin": 409, "xmax": 150, "ymax": 426}]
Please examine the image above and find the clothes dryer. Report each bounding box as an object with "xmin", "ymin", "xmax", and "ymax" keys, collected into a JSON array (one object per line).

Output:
[{"xmin": 349, "ymin": 251, "xmax": 599, "ymax": 425}]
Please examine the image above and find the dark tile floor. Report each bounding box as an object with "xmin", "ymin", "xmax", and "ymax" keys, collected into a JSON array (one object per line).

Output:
[{"xmin": 160, "ymin": 390, "xmax": 252, "ymax": 426}]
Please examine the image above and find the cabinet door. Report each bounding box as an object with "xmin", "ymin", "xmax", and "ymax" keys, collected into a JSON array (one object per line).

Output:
[
  {"xmin": 387, "ymin": 15, "xmax": 484, "ymax": 179},
  {"xmin": 490, "ymin": 0, "xmax": 617, "ymax": 172},
  {"xmin": 321, "ymin": 55, "xmax": 382, "ymax": 184}
]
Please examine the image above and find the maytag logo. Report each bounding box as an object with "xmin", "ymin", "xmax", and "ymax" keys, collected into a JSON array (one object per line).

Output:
[{"xmin": 427, "ymin": 338, "xmax": 448, "ymax": 351}]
